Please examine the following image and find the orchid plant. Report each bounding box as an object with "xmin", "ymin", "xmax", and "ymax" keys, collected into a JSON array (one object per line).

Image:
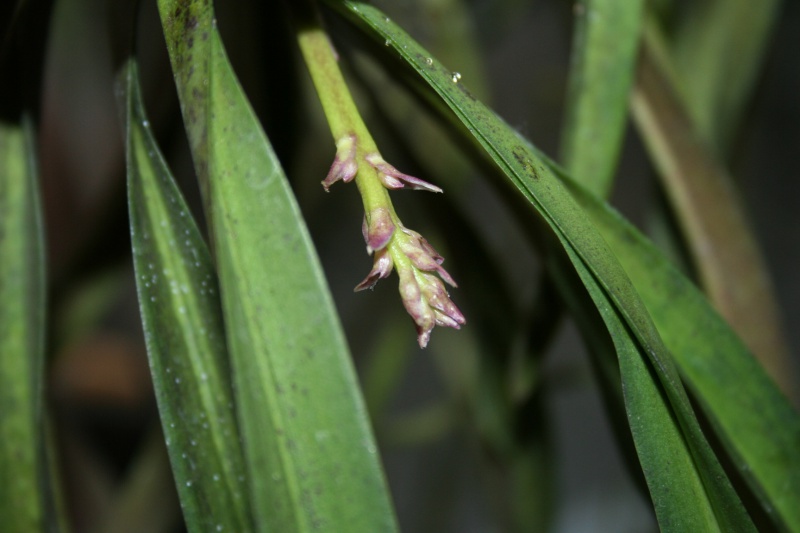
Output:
[{"xmin": 1, "ymin": 0, "xmax": 798, "ymax": 532}]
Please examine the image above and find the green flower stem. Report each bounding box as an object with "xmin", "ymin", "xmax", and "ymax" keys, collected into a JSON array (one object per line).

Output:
[{"xmin": 294, "ymin": 13, "xmax": 397, "ymax": 221}]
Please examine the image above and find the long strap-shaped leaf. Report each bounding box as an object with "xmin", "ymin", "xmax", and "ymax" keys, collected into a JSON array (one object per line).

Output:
[
  {"xmin": 122, "ymin": 60, "xmax": 253, "ymax": 533},
  {"xmin": 526, "ymin": 56, "xmax": 800, "ymax": 533},
  {"xmin": 560, "ymin": 0, "xmax": 644, "ymax": 196},
  {"xmin": 327, "ymin": 2, "xmax": 756, "ymax": 531},
  {"xmin": 552, "ymin": 243, "xmax": 721, "ymax": 531},
  {"xmin": 547, "ymin": 2, "xmax": 716, "ymax": 526},
  {"xmin": 587, "ymin": 10, "xmax": 797, "ymax": 526},
  {"xmin": 0, "ymin": 120, "xmax": 47, "ymax": 533},
  {"xmin": 560, "ymin": 176, "xmax": 800, "ymax": 532},
  {"xmin": 156, "ymin": 1, "xmax": 398, "ymax": 531}
]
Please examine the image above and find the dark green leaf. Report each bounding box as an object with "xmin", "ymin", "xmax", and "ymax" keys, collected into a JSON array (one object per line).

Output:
[
  {"xmin": 122, "ymin": 60, "xmax": 253, "ymax": 533},
  {"xmin": 562, "ymin": 178, "xmax": 800, "ymax": 532}
]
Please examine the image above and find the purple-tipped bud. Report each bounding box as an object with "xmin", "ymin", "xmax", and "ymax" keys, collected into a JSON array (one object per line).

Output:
[
  {"xmin": 397, "ymin": 228, "xmax": 458, "ymax": 287},
  {"xmin": 363, "ymin": 207, "xmax": 395, "ymax": 253},
  {"xmin": 354, "ymin": 248, "xmax": 394, "ymax": 291},
  {"xmin": 392, "ymin": 247, "xmax": 465, "ymax": 347},
  {"xmin": 397, "ymin": 269, "xmax": 437, "ymax": 348},
  {"xmin": 419, "ymin": 272, "xmax": 466, "ymax": 328},
  {"xmin": 323, "ymin": 134, "xmax": 358, "ymax": 191},
  {"xmin": 365, "ymin": 153, "xmax": 443, "ymax": 193}
]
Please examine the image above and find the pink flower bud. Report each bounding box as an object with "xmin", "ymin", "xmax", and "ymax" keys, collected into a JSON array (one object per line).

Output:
[
  {"xmin": 322, "ymin": 134, "xmax": 358, "ymax": 191},
  {"xmin": 397, "ymin": 228, "xmax": 458, "ymax": 287},
  {"xmin": 354, "ymin": 248, "xmax": 394, "ymax": 291},
  {"xmin": 397, "ymin": 269, "xmax": 437, "ymax": 348},
  {"xmin": 362, "ymin": 207, "xmax": 395, "ymax": 253},
  {"xmin": 365, "ymin": 153, "xmax": 443, "ymax": 193},
  {"xmin": 419, "ymin": 273, "xmax": 466, "ymax": 328}
]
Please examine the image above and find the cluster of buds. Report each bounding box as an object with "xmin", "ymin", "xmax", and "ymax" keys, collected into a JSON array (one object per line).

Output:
[{"xmin": 324, "ymin": 134, "xmax": 465, "ymax": 348}]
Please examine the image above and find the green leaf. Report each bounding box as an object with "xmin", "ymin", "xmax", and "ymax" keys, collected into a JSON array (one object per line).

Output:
[
  {"xmin": 327, "ymin": 2, "xmax": 759, "ymax": 530},
  {"xmin": 122, "ymin": 60, "xmax": 253, "ymax": 533},
  {"xmin": 560, "ymin": 0, "xmax": 644, "ymax": 196},
  {"xmin": 561, "ymin": 177, "xmax": 800, "ymax": 532},
  {"xmin": 0, "ymin": 119, "xmax": 46, "ymax": 533},
  {"xmin": 553, "ymin": 242, "xmax": 720, "ymax": 531},
  {"xmin": 155, "ymin": 2, "xmax": 398, "ymax": 531}
]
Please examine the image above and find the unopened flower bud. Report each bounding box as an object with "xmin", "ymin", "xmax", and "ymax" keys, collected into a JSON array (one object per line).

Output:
[
  {"xmin": 363, "ymin": 207, "xmax": 395, "ymax": 253},
  {"xmin": 397, "ymin": 268, "xmax": 437, "ymax": 348},
  {"xmin": 418, "ymin": 272, "xmax": 466, "ymax": 329},
  {"xmin": 354, "ymin": 248, "xmax": 394, "ymax": 291},
  {"xmin": 322, "ymin": 134, "xmax": 358, "ymax": 191},
  {"xmin": 365, "ymin": 153, "xmax": 443, "ymax": 193},
  {"xmin": 397, "ymin": 228, "xmax": 457, "ymax": 287}
]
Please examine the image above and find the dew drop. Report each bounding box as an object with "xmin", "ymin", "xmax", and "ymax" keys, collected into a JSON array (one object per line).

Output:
[
  {"xmin": 425, "ymin": 57, "xmax": 433, "ymax": 66},
  {"xmin": 384, "ymin": 16, "xmax": 390, "ymax": 22},
  {"xmin": 186, "ymin": 480, "xmax": 193, "ymax": 487},
  {"xmin": 384, "ymin": 39, "xmax": 390, "ymax": 46},
  {"xmin": 451, "ymin": 72, "xmax": 462, "ymax": 83},
  {"xmin": 142, "ymin": 120, "xmax": 149, "ymax": 127}
]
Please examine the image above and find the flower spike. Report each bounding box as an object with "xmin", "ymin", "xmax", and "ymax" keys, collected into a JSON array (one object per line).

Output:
[{"xmin": 294, "ymin": 11, "xmax": 463, "ymax": 346}]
